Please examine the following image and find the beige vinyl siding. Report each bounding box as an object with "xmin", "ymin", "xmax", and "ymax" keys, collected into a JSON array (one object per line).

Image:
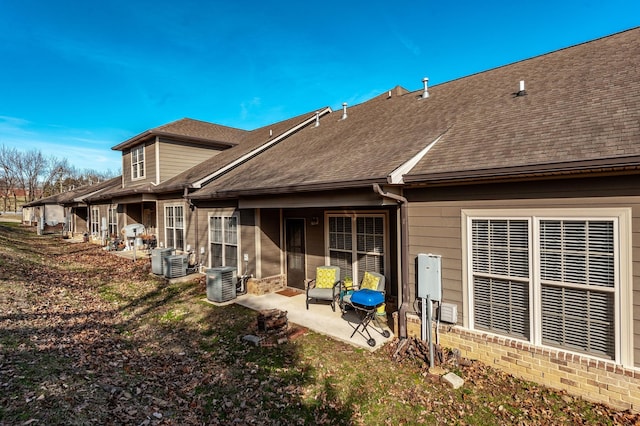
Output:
[
  {"xmin": 239, "ymin": 209, "xmax": 256, "ymax": 277},
  {"xmin": 158, "ymin": 140, "xmax": 222, "ymax": 182},
  {"xmin": 405, "ymin": 177, "xmax": 640, "ymax": 367},
  {"xmin": 407, "ymin": 204, "xmax": 463, "ymax": 308},
  {"xmin": 260, "ymin": 209, "xmax": 282, "ymax": 278},
  {"xmin": 122, "ymin": 142, "xmax": 156, "ymax": 186},
  {"xmin": 156, "ymin": 200, "xmax": 168, "ymax": 249}
]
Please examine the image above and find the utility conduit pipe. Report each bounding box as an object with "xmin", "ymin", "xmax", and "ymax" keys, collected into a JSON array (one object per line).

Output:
[{"xmin": 372, "ymin": 183, "xmax": 410, "ymax": 338}]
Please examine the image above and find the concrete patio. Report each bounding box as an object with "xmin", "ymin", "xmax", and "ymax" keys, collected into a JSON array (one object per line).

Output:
[{"xmin": 233, "ymin": 290, "xmax": 395, "ymax": 351}]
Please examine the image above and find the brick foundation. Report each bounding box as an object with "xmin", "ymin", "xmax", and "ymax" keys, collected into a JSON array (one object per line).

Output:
[
  {"xmin": 393, "ymin": 312, "xmax": 640, "ymax": 412},
  {"xmin": 246, "ymin": 275, "xmax": 286, "ymax": 295}
]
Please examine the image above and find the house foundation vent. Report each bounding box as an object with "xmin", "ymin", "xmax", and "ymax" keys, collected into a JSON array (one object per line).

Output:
[{"xmin": 438, "ymin": 302, "xmax": 458, "ymax": 324}]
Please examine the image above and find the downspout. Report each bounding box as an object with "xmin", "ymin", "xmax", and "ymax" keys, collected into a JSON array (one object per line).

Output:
[
  {"xmin": 183, "ymin": 187, "xmax": 198, "ymax": 261},
  {"xmin": 373, "ymin": 183, "xmax": 410, "ymax": 338}
]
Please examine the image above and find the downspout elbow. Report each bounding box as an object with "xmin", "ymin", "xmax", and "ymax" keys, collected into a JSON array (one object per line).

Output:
[{"xmin": 372, "ymin": 183, "xmax": 410, "ymax": 339}]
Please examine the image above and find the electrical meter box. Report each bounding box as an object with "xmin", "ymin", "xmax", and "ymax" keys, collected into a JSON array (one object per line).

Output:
[{"xmin": 417, "ymin": 253, "xmax": 442, "ymax": 301}]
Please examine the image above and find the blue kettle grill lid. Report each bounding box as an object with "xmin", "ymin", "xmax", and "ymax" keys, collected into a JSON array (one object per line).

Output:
[{"xmin": 350, "ymin": 288, "xmax": 384, "ymax": 308}]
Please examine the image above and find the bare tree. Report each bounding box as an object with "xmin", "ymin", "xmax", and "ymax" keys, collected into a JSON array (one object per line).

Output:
[
  {"xmin": 0, "ymin": 145, "xmax": 19, "ymax": 211},
  {"xmin": 41, "ymin": 157, "xmax": 73, "ymax": 197},
  {"xmin": 15, "ymin": 149, "xmax": 47, "ymax": 202},
  {"xmin": 0, "ymin": 145, "xmax": 119, "ymax": 209}
]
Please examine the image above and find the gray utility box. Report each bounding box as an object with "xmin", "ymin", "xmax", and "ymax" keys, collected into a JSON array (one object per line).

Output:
[
  {"xmin": 206, "ymin": 267, "xmax": 237, "ymax": 302},
  {"xmin": 151, "ymin": 247, "xmax": 175, "ymax": 275},
  {"xmin": 164, "ymin": 254, "xmax": 188, "ymax": 279}
]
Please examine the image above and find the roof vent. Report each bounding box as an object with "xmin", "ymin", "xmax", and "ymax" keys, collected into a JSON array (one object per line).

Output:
[
  {"xmin": 314, "ymin": 111, "xmax": 320, "ymax": 127},
  {"xmin": 421, "ymin": 77, "xmax": 429, "ymax": 99},
  {"xmin": 341, "ymin": 102, "xmax": 348, "ymax": 120},
  {"xmin": 516, "ymin": 80, "xmax": 527, "ymax": 97}
]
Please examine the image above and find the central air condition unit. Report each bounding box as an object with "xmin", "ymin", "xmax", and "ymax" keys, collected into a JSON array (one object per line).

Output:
[
  {"xmin": 164, "ymin": 254, "xmax": 188, "ymax": 279},
  {"xmin": 151, "ymin": 247, "xmax": 175, "ymax": 275},
  {"xmin": 206, "ymin": 267, "xmax": 237, "ymax": 302}
]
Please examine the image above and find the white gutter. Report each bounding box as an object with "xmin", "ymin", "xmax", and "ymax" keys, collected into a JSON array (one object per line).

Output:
[
  {"xmin": 387, "ymin": 131, "xmax": 448, "ymax": 184},
  {"xmin": 190, "ymin": 107, "xmax": 332, "ymax": 189}
]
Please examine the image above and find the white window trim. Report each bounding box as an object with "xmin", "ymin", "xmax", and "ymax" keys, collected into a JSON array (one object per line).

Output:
[
  {"xmin": 108, "ymin": 206, "xmax": 118, "ymax": 236},
  {"xmin": 461, "ymin": 207, "xmax": 632, "ymax": 366},
  {"xmin": 164, "ymin": 204, "xmax": 185, "ymax": 251},
  {"xmin": 131, "ymin": 145, "xmax": 145, "ymax": 180},
  {"xmin": 207, "ymin": 210, "xmax": 241, "ymax": 270},
  {"xmin": 90, "ymin": 206, "xmax": 100, "ymax": 236},
  {"xmin": 325, "ymin": 211, "xmax": 389, "ymax": 285}
]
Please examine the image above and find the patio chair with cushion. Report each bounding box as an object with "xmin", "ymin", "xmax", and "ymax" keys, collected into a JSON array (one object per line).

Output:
[{"xmin": 305, "ymin": 265, "xmax": 341, "ymax": 311}]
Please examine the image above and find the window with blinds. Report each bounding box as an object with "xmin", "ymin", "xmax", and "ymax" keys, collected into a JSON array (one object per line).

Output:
[
  {"xmin": 328, "ymin": 214, "xmax": 385, "ymax": 284},
  {"xmin": 210, "ymin": 215, "xmax": 238, "ymax": 268},
  {"xmin": 472, "ymin": 219, "xmax": 530, "ymax": 338},
  {"xmin": 469, "ymin": 215, "xmax": 617, "ymax": 360},
  {"xmin": 539, "ymin": 220, "xmax": 615, "ymax": 358}
]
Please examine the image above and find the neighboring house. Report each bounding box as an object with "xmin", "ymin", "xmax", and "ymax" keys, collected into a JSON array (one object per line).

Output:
[
  {"xmin": 21, "ymin": 201, "xmax": 64, "ymax": 234},
  {"xmin": 85, "ymin": 118, "xmax": 249, "ymax": 243},
  {"xmin": 23, "ymin": 177, "xmax": 121, "ymax": 237},
  {"xmin": 44, "ymin": 27, "xmax": 640, "ymax": 410},
  {"xmin": 60, "ymin": 177, "xmax": 122, "ymax": 239}
]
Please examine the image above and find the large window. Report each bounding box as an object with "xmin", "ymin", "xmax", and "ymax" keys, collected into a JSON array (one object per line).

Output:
[
  {"xmin": 465, "ymin": 208, "xmax": 631, "ymax": 363},
  {"xmin": 165, "ymin": 205, "xmax": 184, "ymax": 250},
  {"xmin": 471, "ymin": 219, "xmax": 530, "ymax": 339},
  {"xmin": 90, "ymin": 206, "xmax": 100, "ymax": 235},
  {"xmin": 327, "ymin": 214, "xmax": 386, "ymax": 284},
  {"xmin": 131, "ymin": 145, "xmax": 145, "ymax": 179},
  {"xmin": 108, "ymin": 206, "xmax": 118, "ymax": 237},
  {"xmin": 210, "ymin": 215, "xmax": 238, "ymax": 268}
]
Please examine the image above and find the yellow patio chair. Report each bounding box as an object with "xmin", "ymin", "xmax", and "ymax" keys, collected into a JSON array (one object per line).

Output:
[{"xmin": 305, "ymin": 265, "xmax": 341, "ymax": 311}]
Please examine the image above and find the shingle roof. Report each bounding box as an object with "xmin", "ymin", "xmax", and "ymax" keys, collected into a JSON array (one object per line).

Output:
[
  {"xmin": 25, "ymin": 176, "xmax": 122, "ymax": 206},
  {"xmin": 189, "ymin": 27, "xmax": 640, "ymax": 198},
  {"xmin": 404, "ymin": 26, "xmax": 640, "ymax": 183},
  {"xmin": 111, "ymin": 118, "xmax": 248, "ymax": 151},
  {"xmin": 152, "ymin": 108, "xmax": 330, "ymax": 193}
]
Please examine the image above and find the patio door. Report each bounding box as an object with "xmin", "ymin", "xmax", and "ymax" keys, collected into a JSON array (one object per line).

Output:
[{"xmin": 286, "ymin": 219, "xmax": 306, "ymax": 290}]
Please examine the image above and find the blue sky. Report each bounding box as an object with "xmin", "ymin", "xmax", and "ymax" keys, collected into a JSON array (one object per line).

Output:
[{"xmin": 0, "ymin": 1, "xmax": 638, "ymax": 174}]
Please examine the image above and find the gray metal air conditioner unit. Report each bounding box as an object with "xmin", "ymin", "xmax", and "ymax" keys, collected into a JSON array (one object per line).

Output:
[
  {"xmin": 206, "ymin": 267, "xmax": 237, "ymax": 302},
  {"xmin": 164, "ymin": 254, "xmax": 188, "ymax": 279},
  {"xmin": 151, "ymin": 247, "xmax": 175, "ymax": 275}
]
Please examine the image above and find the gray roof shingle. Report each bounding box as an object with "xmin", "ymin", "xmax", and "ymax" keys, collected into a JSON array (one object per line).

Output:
[
  {"xmin": 190, "ymin": 27, "xmax": 640, "ymax": 198},
  {"xmin": 111, "ymin": 118, "xmax": 248, "ymax": 151}
]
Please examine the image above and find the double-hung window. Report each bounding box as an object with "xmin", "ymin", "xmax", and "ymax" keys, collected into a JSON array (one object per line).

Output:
[
  {"xmin": 131, "ymin": 145, "xmax": 145, "ymax": 179},
  {"xmin": 465, "ymin": 208, "xmax": 631, "ymax": 364},
  {"xmin": 108, "ymin": 206, "xmax": 118, "ymax": 237},
  {"xmin": 165, "ymin": 205, "xmax": 184, "ymax": 250},
  {"xmin": 90, "ymin": 206, "xmax": 100, "ymax": 235},
  {"xmin": 210, "ymin": 214, "xmax": 238, "ymax": 268},
  {"xmin": 327, "ymin": 214, "xmax": 386, "ymax": 284}
]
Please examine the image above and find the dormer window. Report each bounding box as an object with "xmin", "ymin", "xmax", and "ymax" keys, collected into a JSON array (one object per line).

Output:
[{"xmin": 131, "ymin": 145, "xmax": 145, "ymax": 179}]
